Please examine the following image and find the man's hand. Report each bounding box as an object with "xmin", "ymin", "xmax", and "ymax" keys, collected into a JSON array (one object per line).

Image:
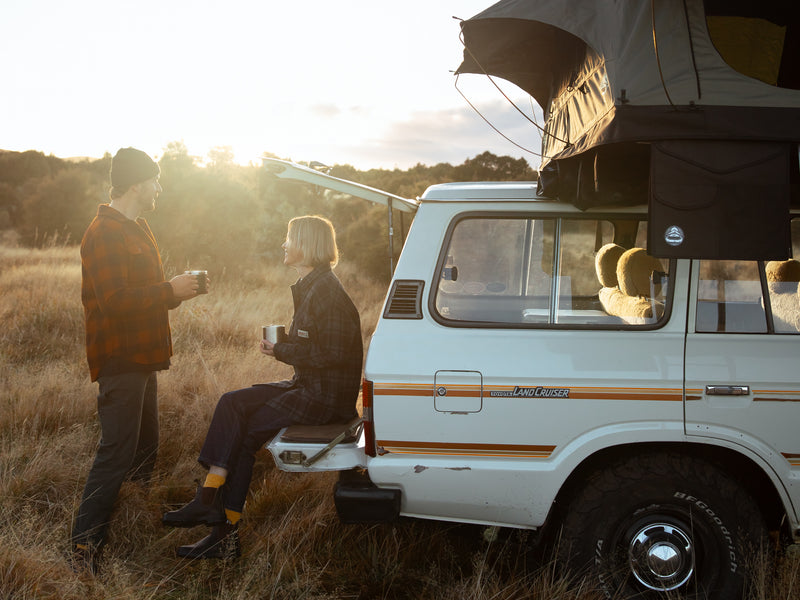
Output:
[{"xmin": 169, "ymin": 273, "xmax": 204, "ymax": 300}]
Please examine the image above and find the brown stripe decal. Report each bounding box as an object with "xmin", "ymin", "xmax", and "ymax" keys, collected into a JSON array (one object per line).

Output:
[
  {"xmin": 375, "ymin": 387, "xmax": 431, "ymax": 397},
  {"xmin": 783, "ymin": 453, "xmax": 800, "ymax": 466},
  {"xmin": 375, "ymin": 384, "xmax": 800, "ymax": 403},
  {"xmin": 377, "ymin": 440, "xmax": 555, "ymax": 458},
  {"xmin": 374, "ymin": 384, "xmax": 683, "ymax": 402}
]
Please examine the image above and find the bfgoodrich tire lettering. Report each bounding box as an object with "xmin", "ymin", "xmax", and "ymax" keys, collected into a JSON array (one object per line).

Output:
[{"xmin": 558, "ymin": 452, "xmax": 767, "ymax": 599}]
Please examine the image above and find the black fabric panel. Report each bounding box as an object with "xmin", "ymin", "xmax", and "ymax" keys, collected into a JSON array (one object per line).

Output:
[
  {"xmin": 544, "ymin": 105, "xmax": 800, "ymax": 167},
  {"xmin": 648, "ymin": 140, "xmax": 792, "ymax": 259},
  {"xmin": 538, "ymin": 144, "xmax": 650, "ymax": 209}
]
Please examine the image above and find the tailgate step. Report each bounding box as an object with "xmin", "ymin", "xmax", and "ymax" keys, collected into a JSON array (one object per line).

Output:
[{"xmin": 280, "ymin": 419, "xmax": 361, "ymax": 444}]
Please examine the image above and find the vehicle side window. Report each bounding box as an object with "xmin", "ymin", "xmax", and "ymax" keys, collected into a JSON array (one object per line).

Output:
[
  {"xmin": 696, "ymin": 261, "xmax": 768, "ymax": 333},
  {"xmin": 436, "ymin": 218, "xmax": 555, "ymax": 324},
  {"xmin": 696, "ymin": 220, "xmax": 800, "ymax": 334},
  {"xmin": 434, "ymin": 216, "xmax": 670, "ymax": 328}
]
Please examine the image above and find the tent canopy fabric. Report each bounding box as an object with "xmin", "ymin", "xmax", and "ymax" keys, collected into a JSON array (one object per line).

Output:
[
  {"xmin": 457, "ymin": 0, "xmax": 800, "ymax": 163},
  {"xmin": 456, "ymin": 0, "xmax": 799, "ymax": 259}
]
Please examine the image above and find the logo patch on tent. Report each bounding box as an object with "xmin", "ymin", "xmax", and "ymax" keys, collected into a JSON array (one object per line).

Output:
[{"xmin": 665, "ymin": 225, "xmax": 685, "ymax": 247}]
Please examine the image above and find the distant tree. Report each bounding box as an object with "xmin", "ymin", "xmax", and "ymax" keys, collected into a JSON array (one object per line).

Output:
[
  {"xmin": 0, "ymin": 150, "xmax": 62, "ymax": 187},
  {"xmin": 0, "ymin": 145, "xmax": 535, "ymax": 280},
  {"xmin": 19, "ymin": 169, "xmax": 102, "ymax": 245},
  {"xmin": 207, "ymin": 146, "xmax": 235, "ymax": 169},
  {"xmin": 159, "ymin": 141, "xmax": 197, "ymax": 179},
  {"xmin": 452, "ymin": 151, "xmax": 535, "ymax": 181},
  {"xmin": 0, "ymin": 182, "xmax": 18, "ymax": 229}
]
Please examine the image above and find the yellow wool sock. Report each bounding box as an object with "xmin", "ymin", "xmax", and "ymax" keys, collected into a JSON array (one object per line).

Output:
[
  {"xmin": 225, "ymin": 509, "xmax": 242, "ymax": 525},
  {"xmin": 203, "ymin": 472, "xmax": 226, "ymax": 489}
]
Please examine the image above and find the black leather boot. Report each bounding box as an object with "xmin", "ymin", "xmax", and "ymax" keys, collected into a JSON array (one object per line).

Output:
[
  {"xmin": 176, "ymin": 523, "xmax": 241, "ymax": 559},
  {"xmin": 162, "ymin": 484, "xmax": 226, "ymax": 527}
]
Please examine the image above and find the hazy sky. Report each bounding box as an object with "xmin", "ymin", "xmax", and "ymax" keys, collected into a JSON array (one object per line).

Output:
[{"xmin": 2, "ymin": 0, "xmax": 543, "ymax": 170}]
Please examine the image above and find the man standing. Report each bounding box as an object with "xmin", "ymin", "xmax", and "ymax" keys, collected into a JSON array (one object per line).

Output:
[{"xmin": 71, "ymin": 147, "xmax": 202, "ymax": 573}]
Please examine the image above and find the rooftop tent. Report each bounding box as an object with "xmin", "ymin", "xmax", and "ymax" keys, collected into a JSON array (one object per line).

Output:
[{"xmin": 457, "ymin": 0, "xmax": 800, "ymax": 259}]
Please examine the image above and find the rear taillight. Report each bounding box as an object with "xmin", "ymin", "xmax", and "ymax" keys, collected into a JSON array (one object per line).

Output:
[{"xmin": 361, "ymin": 379, "xmax": 376, "ymax": 457}]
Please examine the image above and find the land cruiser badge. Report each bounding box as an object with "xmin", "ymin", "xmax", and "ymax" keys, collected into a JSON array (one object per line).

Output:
[{"xmin": 491, "ymin": 386, "xmax": 570, "ymax": 398}]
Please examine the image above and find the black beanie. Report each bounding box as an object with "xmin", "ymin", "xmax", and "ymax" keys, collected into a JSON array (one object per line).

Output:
[{"xmin": 110, "ymin": 147, "xmax": 160, "ymax": 189}]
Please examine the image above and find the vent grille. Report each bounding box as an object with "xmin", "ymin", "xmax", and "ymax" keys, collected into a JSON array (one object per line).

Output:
[{"xmin": 383, "ymin": 280, "xmax": 424, "ymax": 319}]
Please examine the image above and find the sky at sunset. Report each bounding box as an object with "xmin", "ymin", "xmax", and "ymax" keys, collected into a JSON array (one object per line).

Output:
[{"xmin": 2, "ymin": 0, "xmax": 543, "ymax": 170}]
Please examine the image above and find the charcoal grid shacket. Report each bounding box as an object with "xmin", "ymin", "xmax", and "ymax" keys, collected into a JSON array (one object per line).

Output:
[{"xmin": 269, "ymin": 265, "xmax": 363, "ymax": 424}]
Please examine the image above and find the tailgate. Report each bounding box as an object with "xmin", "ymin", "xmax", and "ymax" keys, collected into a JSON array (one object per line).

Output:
[{"xmin": 266, "ymin": 418, "xmax": 367, "ymax": 472}]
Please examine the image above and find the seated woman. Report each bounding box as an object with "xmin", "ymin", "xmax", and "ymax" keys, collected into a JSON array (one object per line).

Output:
[{"xmin": 162, "ymin": 215, "xmax": 363, "ymax": 559}]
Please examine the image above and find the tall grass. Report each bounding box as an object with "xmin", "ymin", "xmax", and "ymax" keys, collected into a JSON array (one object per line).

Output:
[{"xmin": 0, "ymin": 243, "xmax": 796, "ymax": 599}]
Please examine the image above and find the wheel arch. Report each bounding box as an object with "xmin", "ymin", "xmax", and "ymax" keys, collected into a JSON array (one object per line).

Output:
[{"xmin": 545, "ymin": 441, "xmax": 787, "ymax": 537}]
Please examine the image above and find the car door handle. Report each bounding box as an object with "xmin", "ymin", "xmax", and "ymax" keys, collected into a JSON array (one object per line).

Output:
[{"xmin": 705, "ymin": 385, "xmax": 750, "ymax": 396}]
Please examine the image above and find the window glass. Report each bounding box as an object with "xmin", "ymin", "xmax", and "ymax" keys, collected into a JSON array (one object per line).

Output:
[
  {"xmin": 434, "ymin": 216, "xmax": 670, "ymax": 327},
  {"xmin": 696, "ymin": 261, "xmax": 767, "ymax": 333},
  {"xmin": 436, "ymin": 218, "xmax": 554, "ymax": 323},
  {"xmin": 765, "ymin": 218, "xmax": 800, "ymax": 333}
]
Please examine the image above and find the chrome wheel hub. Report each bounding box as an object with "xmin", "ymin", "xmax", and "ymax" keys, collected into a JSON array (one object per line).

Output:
[{"xmin": 628, "ymin": 522, "xmax": 694, "ymax": 591}]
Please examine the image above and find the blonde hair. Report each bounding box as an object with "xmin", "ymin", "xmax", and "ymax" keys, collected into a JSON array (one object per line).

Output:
[{"xmin": 287, "ymin": 215, "xmax": 339, "ymax": 268}]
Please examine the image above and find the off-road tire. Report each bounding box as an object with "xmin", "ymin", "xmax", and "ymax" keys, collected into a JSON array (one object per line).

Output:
[{"xmin": 557, "ymin": 451, "xmax": 767, "ymax": 599}]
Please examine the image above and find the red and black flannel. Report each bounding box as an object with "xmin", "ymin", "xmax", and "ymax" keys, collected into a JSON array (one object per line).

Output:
[{"xmin": 80, "ymin": 204, "xmax": 180, "ymax": 381}]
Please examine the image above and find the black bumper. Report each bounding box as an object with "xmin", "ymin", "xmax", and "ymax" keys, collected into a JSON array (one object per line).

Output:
[{"xmin": 333, "ymin": 470, "xmax": 401, "ymax": 524}]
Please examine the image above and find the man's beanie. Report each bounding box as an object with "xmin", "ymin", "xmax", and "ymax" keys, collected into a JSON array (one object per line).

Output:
[{"xmin": 110, "ymin": 147, "xmax": 160, "ymax": 189}]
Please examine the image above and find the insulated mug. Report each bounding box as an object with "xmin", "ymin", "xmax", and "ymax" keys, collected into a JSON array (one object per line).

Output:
[
  {"xmin": 185, "ymin": 270, "xmax": 208, "ymax": 294},
  {"xmin": 262, "ymin": 325, "xmax": 287, "ymax": 344}
]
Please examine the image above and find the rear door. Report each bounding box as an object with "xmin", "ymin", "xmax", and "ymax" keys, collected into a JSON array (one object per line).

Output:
[{"xmin": 684, "ymin": 219, "xmax": 800, "ymax": 523}]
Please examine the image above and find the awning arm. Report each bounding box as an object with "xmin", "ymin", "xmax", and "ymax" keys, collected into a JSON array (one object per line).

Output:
[{"xmin": 262, "ymin": 157, "xmax": 418, "ymax": 214}]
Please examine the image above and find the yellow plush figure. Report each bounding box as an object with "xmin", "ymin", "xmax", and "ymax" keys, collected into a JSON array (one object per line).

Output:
[
  {"xmin": 595, "ymin": 243, "xmax": 626, "ymax": 315},
  {"xmin": 765, "ymin": 259, "xmax": 800, "ymax": 291},
  {"xmin": 601, "ymin": 248, "xmax": 664, "ymax": 321},
  {"xmin": 765, "ymin": 260, "xmax": 800, "ymax": 332}
]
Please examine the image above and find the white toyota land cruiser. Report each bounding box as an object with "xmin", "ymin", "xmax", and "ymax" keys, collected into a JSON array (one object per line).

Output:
[{"xmin": 264, "ymin": 159, "xmax": 799, "ymax": 599}]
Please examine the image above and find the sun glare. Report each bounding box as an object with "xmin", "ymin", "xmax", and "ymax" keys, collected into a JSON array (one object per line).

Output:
[{"xmin": 3, "ymin": 1, "xmax": 527, "ymax": 169}]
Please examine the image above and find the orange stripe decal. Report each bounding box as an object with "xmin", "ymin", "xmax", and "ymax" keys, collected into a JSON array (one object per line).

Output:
[
  {"xmin": 377, "ymin": 440, "xmax": 555, "ymax": 458},
  {"xmin": 373, "ymin": 384, "xmax": 799, "ymax": 402},
  {"xmin": 373, "ymin": 383, "xmax": 684, "ymax": 402}
]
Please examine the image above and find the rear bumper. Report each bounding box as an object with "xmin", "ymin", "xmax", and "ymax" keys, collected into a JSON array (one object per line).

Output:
[{"xmin": 334, "ymin": 470, "xmax": 401, "ymax": 524}]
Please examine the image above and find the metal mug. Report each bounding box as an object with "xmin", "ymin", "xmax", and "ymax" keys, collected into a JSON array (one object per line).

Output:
[
  {"xmin": 262, "ymin": 325, "xmax": 286, "ymax": 344},
  {"xmin": 185, "ymin": 270, "xmax": 208, "ymax": 294}
]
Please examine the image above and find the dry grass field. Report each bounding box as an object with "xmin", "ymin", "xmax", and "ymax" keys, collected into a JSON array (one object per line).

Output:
[{"xmin": 1, "ymin": 243, "xmax": 797, "ymax": 600}]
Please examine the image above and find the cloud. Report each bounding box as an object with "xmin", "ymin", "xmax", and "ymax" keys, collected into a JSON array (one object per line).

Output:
[
  {"xmin": 309, "ymin": 104, "xmax": 343, "ymax": 118},
  {"xmin": 335, "ymin": 97, "xmax": 545, "ymax": 169}
]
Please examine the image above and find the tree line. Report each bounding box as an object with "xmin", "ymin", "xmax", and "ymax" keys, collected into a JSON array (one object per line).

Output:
[{"xmin": 0, "ymin": 144, "xmax": 534, "ymax": 282}]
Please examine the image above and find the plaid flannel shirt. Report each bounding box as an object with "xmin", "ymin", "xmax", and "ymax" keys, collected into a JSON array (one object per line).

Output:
[
  {"xmin": 270, "ymin": 266, "xmax": 363, "ymax": 424},
  {"xmin": 81, "ymin": 204, "xmax": 179, "ymax": 381}
]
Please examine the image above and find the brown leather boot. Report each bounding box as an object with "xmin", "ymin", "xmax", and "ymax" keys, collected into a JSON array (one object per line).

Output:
[
  {"xmin": 176, "ymin": 523, "xmax": 241, "ymax": 559},
  {"xmin": 162, "ymin": 484, "xmax": 226, "ymax": 527}
]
